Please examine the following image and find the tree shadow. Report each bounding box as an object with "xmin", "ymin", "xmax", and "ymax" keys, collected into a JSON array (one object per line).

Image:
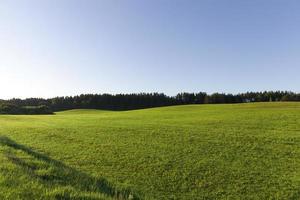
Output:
[{"xmin": 0, "ymin": 136, "xmax": 141, "ymax": 200}]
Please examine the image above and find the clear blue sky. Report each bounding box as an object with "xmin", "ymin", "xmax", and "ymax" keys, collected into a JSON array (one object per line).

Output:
[{"xmin": 0, "ymin": 0, "xmax": 299, "ymax": 99}]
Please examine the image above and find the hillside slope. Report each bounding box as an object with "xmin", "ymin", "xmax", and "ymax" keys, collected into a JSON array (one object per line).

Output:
[{"xmin": 0, "ymin": 102, "xmax": 299, "ymax": 199}]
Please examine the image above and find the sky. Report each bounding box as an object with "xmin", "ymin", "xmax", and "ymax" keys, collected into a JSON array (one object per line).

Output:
[{"xmin": 0, "ymin": 0, "xmax": 299, "ymax": 99}]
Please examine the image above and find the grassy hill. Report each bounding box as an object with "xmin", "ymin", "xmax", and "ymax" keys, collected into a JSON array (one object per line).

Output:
[{"xmin": 0, "ymin": 102, "xmax": 299, "ymax": 199}]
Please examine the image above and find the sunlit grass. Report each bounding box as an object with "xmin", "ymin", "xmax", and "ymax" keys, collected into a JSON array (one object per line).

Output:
[{"xmin": 0, "ymin": 102, "xmax": 299, "ymax": 199}]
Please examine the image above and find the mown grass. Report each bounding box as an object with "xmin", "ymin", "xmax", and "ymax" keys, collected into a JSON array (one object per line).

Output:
[{"xmin": 0, "ymin": 102, "xmax": 299, "ymax": 199}]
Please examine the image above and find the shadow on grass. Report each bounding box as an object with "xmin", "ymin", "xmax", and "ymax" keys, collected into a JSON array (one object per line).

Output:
[{"xmin": 0, "ymin": 136, "xmax": 141, "ymax": 200}]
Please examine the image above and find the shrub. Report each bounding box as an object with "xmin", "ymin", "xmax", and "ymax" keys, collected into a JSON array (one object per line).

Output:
[{"xmin": 0, "ymin": 103, "xmax": 53, "ymax": 115}]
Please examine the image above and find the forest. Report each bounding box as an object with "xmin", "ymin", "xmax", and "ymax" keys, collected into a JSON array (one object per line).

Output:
[{"xmin": 0, "ymin": 91, "xmax": 299, "ymax": 114}]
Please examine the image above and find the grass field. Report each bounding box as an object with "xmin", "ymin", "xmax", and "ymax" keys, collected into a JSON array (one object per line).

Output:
[{"xmin": 0, "ymin": 102, "xmax": 299, "ymax": 199}]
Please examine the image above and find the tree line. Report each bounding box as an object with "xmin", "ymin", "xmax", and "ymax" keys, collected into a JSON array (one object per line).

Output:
[{"xmin": 0, "ymin": 91, "xmax": 299, "ymax": 114}]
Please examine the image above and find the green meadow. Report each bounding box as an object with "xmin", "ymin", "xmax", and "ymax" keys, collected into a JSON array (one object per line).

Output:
[{"xmin": 0, "ymin": 102, "xmax": 299, "ymax": 199}]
